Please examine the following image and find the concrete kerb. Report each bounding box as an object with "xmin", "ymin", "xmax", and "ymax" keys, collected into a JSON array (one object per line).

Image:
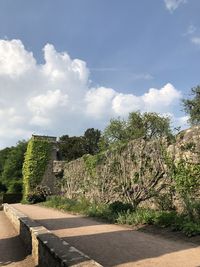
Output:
[{"xmin": 3, "ymin": 203, "xmax": 102, "ymax": 267}]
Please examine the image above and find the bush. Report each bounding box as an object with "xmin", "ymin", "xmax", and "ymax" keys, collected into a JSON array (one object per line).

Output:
[
  {"xmin": 154, "ymin": 191, "xmax": 175, "ymax": 211},
  {"xmin": 27, "ymin": 185, "xmax": 51, "ymax": 204},
  {"xmin": 181, "ymin": 221, "xmax": 200, "ymax": 237},
  {"xmin": 153, "ymin": 211, "xmax": 177, "ymax": 227},
  {"xmin": 109, "ymin": 201, "xmax": 134, "ymax": 213},
  {"xmin": 3, "ymin": 193, "xmax": 23, "ymax": 203},
  {"xmin": 7, "ymin": 181, "xmax": 22, "ymax": 193},
  {"xmin": 117, "ymin": 209, "xmax": 156, "ymax": 225}
]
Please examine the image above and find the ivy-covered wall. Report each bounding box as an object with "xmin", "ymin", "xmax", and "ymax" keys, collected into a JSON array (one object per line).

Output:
[{"xmin": 22, "ymin": 137, "xmax": 53, "ymax": 199}]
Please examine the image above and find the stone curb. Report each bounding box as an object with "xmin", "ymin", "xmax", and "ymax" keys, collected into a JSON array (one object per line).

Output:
[{"xmin": 3, "ymin": 203, "xmax": 102, "ymax": 267}]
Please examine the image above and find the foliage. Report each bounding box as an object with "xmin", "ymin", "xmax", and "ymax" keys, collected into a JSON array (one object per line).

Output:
[
  {"xmin": 59, "ymin": 128, "xmax": 101, "ymax": 161},
  {"xmin": 83, "ymin": 152, "xmax": 105, "ymax": 177},
  {"xmin": 182, "ymin": 85, "xmax": 200, "ymax": 125},
  {"xmin": 59, "ymin": 135, "xmax": 86, "ymax": 161},
  {"xmin": 154, "ymin": 190, "xmax": 175, "ymax": 211},
  {"xmin": 7, "ymin": 180, "xmax": 23, "ymax": 193},
  {"xmin": 172, "ymin": 158, "xmax": 200, "ymax": 221},
  {"xmin": 22, "ymin": 138, "xmax": 52, "ymax": 200},
  {"xmin": 103, "ymin": 118, "xmax": 128, "ymax": 144},
  {"xmin": 84, "ymin": 128, "xmax": 101, "ymax": 155},
  {"xmin": 27, "ymin": 185, "xmax": 51, "ymax": 204},
  {"xmin": 0, "ymin": 181, "xmax": 7, "ymax": 192},
  {"xmin": 173, "ymin": 161, "xmax": 200, "ymax": 197},
  {"xmin": 122, "ymin": 140, "xmax": 169, "ymax": 209},
  {"xmin": 0, "ymin": 141, "xmax": 27, "ymax": 193},
  {"xmin": 2, "ymin": 193, "xmax": 23, "ymax": 204},
  {"xmin": 102, "ymin": 111, "xmax": 173, "ymax": 148},
  {"xmin": 108, "ymin": 201, "xmax": 134, "ymax": 213}
]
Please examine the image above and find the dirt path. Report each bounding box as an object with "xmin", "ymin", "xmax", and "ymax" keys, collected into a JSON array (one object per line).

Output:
[
  {"xmin": 0, "ymin": 211, "xmax": 34, "ymax": 267},
  {"xmin": 13, "ymin": 204, "xmax": 200, "ymax": 267}
]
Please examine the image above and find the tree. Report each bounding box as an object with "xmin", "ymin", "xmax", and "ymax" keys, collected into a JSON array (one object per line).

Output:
[
  {"xmin": 103, "ymin": 118, "xmax": 127, "ymax": 144},
  {"xmin": 102, "ymin": 111, "xmax": 172, "ymax": 148},
  {"xmin": 142, "ymin": 112, "xmax": 172, "ymax": 139},
  {"xmin": 1, "ymin": 141, "xmax": 27, "ymax": 192},
  {"xmin": 84, "ymin": 128, "xmax": 101, "ymax": 155},
  {"xmin": 0, "ymin": 147, "xmax": 12, "ymax": 177},
  {"xmin": 182, "ymin": 85, "xmax": 200, "ymax": 125},
  {"xmin": 122, "ymin": 139, "xmax": 169, "ymax": 209},
  {"xmin": 59, "ymin": 135, "xmax": 86, "ymax": 161}
]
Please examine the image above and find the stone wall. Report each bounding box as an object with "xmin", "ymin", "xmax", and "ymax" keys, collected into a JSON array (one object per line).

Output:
[
  {"xmin": 40, "ymin": 143, "xmax": 58, "ymax": 194},
  {"xmin": 52, "ymin": 126, "xmax": 200, "ymax": 208}
]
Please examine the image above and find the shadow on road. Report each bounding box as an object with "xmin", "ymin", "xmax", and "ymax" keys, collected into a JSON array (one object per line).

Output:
[
  {"xmin": 0, "ymin": 235, "xmax": 30, "ymax": 266},
  {"xmin": 35, "ymin": 216, "xmax": 200, "ymax": 267},
  {"xmin": 37, "ymin": 215, "xmax": 102, "ymax": 230}
]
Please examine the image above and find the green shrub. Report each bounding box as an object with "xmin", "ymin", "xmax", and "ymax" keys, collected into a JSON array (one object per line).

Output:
[
  {"xmin": 3, "ymin": 193, "xmax": 23, "ymax": 203},
  {"xmin": 153, "ymin": 211, "xmax": 177, "ymax": 227},
  {"xmin": 117, "ymin": 209, "xmax": 156, "ymax": 225},
  {"xmin": 27, "ymin": 185, "xmax": 51, "ymax": 204},
  {"xmin": 154, "ymin": 191, "xmax": 175, "ymax": 211},
  {"xmin": 7, "ymin": 180, "xmax": 22, "ymax": 193},
  {"xmin": 109, "ymin": 201, "xmax": 134, "ymax": 213}
]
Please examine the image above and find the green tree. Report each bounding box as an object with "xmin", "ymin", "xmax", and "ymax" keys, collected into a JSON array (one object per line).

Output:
[
  {"xmin": 103, "ymin": 118, "xmax": 127, "ymax": 144},
  {"xmin": 84, "ymin": 128, "xmax": 101, "ymax": 155},
  {"xmin": 1, "ymin": 141, "xmax": 27, "ymax": 192},
  {"xmin": 59, "ymin": 135, "xmax": 86, "ymax": 161},
  {"xmin": 182, "ymin": 85, "xmax": 200, "ymax": 125},
  {"xmin": 102, "ymin": 111, "xmax": 172, "ymax": 148}
]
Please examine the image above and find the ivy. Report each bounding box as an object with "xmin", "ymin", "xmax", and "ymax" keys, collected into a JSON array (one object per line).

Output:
[
  {"xmin": 173, "ymin": 161, "xmax": 200, "ymax": 197},
  {"xmin": 83, "ymin": 153, "xmax": 105, "ymax": 177},
  {"xmin": 22, "ymin": 138, "xmax": 52, "ymax": 200}
]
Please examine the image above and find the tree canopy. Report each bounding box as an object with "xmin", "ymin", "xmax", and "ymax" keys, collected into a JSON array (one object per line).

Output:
[
  {"xmin": 182, "ymin": 85, "xmax": 200, "ymax": 125},
  {"xmin": 0, "ymin": 141, "xmax": 27, "ymax": 193},
  {"xmin": 102, "ymin": 111, "xmax": 172, "ymax": 148},
  {"xmin": 59, "ymin": 128, "xmax": 101, "ymax": 161}
]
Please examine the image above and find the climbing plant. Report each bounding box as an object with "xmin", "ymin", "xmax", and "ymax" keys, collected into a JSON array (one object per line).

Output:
[{"xmin": 22, "ymin": 138, "xmax": 52, "ymax": 200}]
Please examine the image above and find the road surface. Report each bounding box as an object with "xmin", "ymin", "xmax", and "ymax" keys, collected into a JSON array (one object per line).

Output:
[
  {"xmin": 13, "ymin": 204, "xmax": 200, "ymax": 267},
  {"xmin": 0, "ymin": 211, "xmax": 34, "ymax": 267}
]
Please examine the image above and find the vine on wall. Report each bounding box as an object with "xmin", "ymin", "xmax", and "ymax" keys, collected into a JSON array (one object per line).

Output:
[{"xmin": 22, "ymin": 138, "xmax": 52, "ymax": 200}]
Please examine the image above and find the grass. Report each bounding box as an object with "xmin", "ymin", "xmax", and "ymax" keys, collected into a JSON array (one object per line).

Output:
[{"xmin": 41, "ymin": 196, "xmax": 200, "ymax": 237}]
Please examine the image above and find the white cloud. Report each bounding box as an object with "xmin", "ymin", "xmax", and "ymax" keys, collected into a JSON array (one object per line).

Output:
[
  {"xmin": 142, "ymin": 83, "xmax": 181, "ymax": 111},
  {"xmin": 0, "ymin": 39, "xmax": 35, "ymax": 77},
  {"xmin": 85, "ymin": 87, "xmax": 116, "ymax": 119},
  {"xmin": 191, "ymin": 37, "xmax": 200, "ymax": 46},
  {"xmin": 0, "ymin": 39, "xmax": 183, "ymax": 148},
  {"xmin": 85, "ymin": 83, "xmax": 181, "ymax": 117},
  {"xmin": 112, "ymin": 94, "xmax": 142, "ymax": 115},
  {"xmin": 164, "ymin": 0, "xmax": 187, "ymax": 13}
]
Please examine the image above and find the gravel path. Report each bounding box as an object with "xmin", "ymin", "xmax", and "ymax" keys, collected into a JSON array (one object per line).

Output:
[
  {"xmin": 13, "ymin": 204, "xmax": 200, "ymax": 267},
  {"xmin": 0, "ymin": 211, "xmax": 34, "ymax": 267}
]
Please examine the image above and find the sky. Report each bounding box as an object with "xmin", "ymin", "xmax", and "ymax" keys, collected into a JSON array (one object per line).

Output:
[{"xmin": 0, "ymin": 0, "xmax": 199, "ymax": 148}]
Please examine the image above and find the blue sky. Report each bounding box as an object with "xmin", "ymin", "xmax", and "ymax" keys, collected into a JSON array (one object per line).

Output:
[{"xmin": 0, "ymin": 0, "xmax": 199, "ymax": 147}]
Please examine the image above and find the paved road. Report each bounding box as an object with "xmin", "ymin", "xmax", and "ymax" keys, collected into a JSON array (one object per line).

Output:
[
  {"xmin": 0, "ymin": 211, "xmax": 34, "ymax": 267},
  {"xmin": 13, "ymin": 204, "xmax": 200, "ymax": 267}
]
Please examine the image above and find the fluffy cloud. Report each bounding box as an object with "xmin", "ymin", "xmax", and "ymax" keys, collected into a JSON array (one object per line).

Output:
[
  {"xmin": 164, "ymin": 0, "xmax": 186, "ymax": 12},
  {"xmin": 191, "ymin": 37, "xmax": 200, "ymax": 46},
  {"xmin": 0, "ymin": 39, "xmax": 183, "ymax": 148}
]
